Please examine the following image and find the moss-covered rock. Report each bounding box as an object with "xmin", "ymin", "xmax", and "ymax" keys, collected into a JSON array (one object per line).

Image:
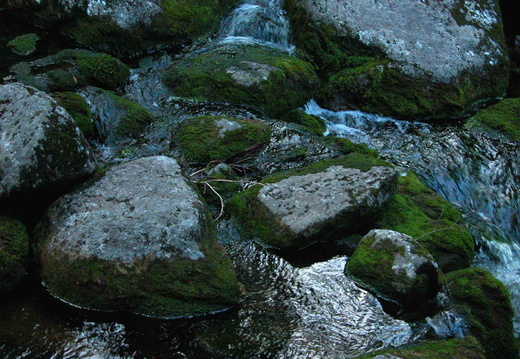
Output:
[
  {"xmin": 7, "ymin": 33, "xmax": 39, "ymax": 56},
  {"xmin": 465, "ymin": 98, "xmax": 520, "ymax": 142},
  {"xmin": 9, "ymin": 49, "xmax": 130, "ymax": 92},
  {"xmin": 346, "ymin": 229, "xmax": 442, "ymax": 313},
  {"xmin": 281, "ymin": 109, "xmax": 327, "ymax": 136},
  {"xmin": 228, "ymin": 153, "xmax": 396, "ymax": 249},
  {"xmin": 36, "ymin": 156, "xmax": 240, "ymax": 318},
  {"xmin": 446, "ymin": 268, "xmax": 517, "ymax": 359},
  {"xmin": 375, "ymin": 172, "xmax": 474, "ymax": 273},
  {"xmin": 354, "ymin": 336, "xmax": 486, "ymax": 359},
  {"xmin": 52, "ymin": 92, "xmax": 94, "ymax": 138},
  {"xmin": 163, "ymin": 43, "xmax": 318, "ymax": 118},
  {"xmin": 324, "ymin": 136, "xmax": 379, "ymax": 158},
  {"xmin": 0, "ymin": 216, "xmax": 29, "ymax": 291},
  {"xmin": 176, "ymin": 115, "xmax": 270, "ymax": 164},
  {"xmin": 80, "ymin": 87, "xmax": 153, "ymax": 144}
]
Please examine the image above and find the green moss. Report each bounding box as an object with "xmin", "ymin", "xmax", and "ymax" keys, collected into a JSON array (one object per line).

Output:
[
  {"xmin": 228, "ymin": 153, "xmax": 394, "ymax": 249},
  {"xmin": 7, "ymin": 33, "xmax": 39, "ymax": 56},
  {"xmin": 355, "ymin": 336, "xmax": 486, "ymax": 359},
  {"xmin": 52, "ymin": 92, "xmax": 94, "ymax": 137},
  {"xmin": 466, "ymin": 98, "xmax": 520, "ymax": 141},
  {"xmin": 324, "ymin": 136, "xmax": 379, "ymax": 158},
  {"xmin": 446, "ymin": 268, "xmax": 516, "ymax": 359},
  {"xmin": 281, "ymin": 110, "xmax": 327, "ymax": 136},
  {"xmin": 376, "ymin": 172, "xmax": 474, "ymax": 272},
  {"xmin": 177, "ymin": 116, "xmax": 270, "ymax": 163},
  {"xmin": 163, "ymin": 44, "xmax": 318, "ymax": 118},
  {"xmin": 71, "ymin": 52, "xmax": 130, "ymax": 90},
  {"xmin": 0, "ymin": 216, "xmax": 29, "ymax": 290},
  {"xmin": 108, "ymin": 93, "xmax": 153, "ymax": 138}
]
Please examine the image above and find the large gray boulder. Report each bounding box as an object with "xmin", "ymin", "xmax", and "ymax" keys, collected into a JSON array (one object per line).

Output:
[
  {"xmin": 285, "ymin": 0, "xmax": 509, "ymax": 119},
  {"xmin": 229, "ymin": 154, "xmax": 397, "ymax": 249},
  {"xmin": 0, "ymin": 83, "xmax": 96, "ymax": 199},
  {"xmin": 36, "ymin": 156, "xmax": 240, "ymax": 318},
  {"xmin": 346, "ymin": 229, "xmax": 442, "ymax": 312}
]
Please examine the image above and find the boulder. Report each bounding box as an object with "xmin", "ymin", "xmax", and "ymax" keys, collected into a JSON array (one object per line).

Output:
[
  {"xmin": 465, "ymin": 97, "xmax": 520, "ymax": 142},
  {"xmin": 0, "ymin": 216, "xmax": 29, "ymax": 291},
  {"xmin": 375, "ymin": 171, "xmax": 475, "ymax": 273},
  {"xmin": 36, "ymin": 156, "xmax": 240, "ymax": 318},
  {"xmin": 446, "ymin": 268, "xmax": 517, "ymax": 359},
  {"xmin": 228, "ymin": 153, "xmax": 397, "ymax": 249},
  {"xmin": 0, "ymin": 83, "xmax": 96, "ymax": 199},
  {"xmin": 285, "ymin": 0, "xmax": 509, "ymax": 119},
  {"xmin": 345, "ymin": 229, "xmax": 442, "ymax": 311},
  {"xmin": 163, "ymin": 43, "xmax": 319, "ymax": 118}
]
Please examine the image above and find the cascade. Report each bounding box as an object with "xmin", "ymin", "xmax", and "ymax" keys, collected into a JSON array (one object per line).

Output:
[{"xmin": 304, "ymin": 99, "xmax": 520, "ymax": 333}]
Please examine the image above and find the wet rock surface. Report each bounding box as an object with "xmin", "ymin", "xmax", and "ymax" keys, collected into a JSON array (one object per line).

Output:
[
  {"xmin": 36, "ymin": 156, "xmax": 239, "ymax": 317},
  {"xmin": 0, "ymin": 82, "xmax": 96, "ymax": 199}
]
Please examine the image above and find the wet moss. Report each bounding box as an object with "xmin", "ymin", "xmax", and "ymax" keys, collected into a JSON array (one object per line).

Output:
[
  {"xmin": 71, "ymin": 51, "xmax": 130, "ymax": 90},
  {"xmin": 109, "ymin": 93, "xmax": 153, "ymax": 139},
  {"xmin": 163, "ymin": 44, "xmax": 318, "ymax": 118},
  {"xmin": 355, "ymin": 336, "xmax": 486, "ymax": 358},
  {"xmin": 177, "ymin": 116, "xmax": 270, "ymax": 164},
  {"xmin": 324, "ymin": 136, "xmax": 379, "ymax": 158},
  {"xmin": 7, "ymin": 33, "xmax": 39, "ymax": 56},
  {"xmin": 446, "ymin": 268, "xmax": 517, "ymax": 359},
  {"xmin": 281, "ymin": 109, "xmax": 327, "ymax": 136},
  {"xmin": 466, "ymin": 97, "xmax": 520, "ymax": 141},
  {"xmin": 376, "ymin": 172, "xmax": 474, "ymax": 272},
  {"xmin": 0, "ymin": 216, "xmax": 29, "ymax": 291},
  {"xmin": 52, "ymin": 92, "xmax": 94, "ymax": 137}
]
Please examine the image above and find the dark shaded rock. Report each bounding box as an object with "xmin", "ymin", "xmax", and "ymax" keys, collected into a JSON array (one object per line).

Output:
[
  {"xmin": 375, "ymin": 171, "xmax": 475, "ymax": 273},
  {"xmin": 163, "ymin": 43, "xmax": 318, "ymax": 118},
  {"xmin": 36, "ymin": 156, "xmax": 240, "ymax": 318},
  {"xmin": 346, "ymin": 229, "xmax": 442, "ymax": 313},
  {"xmin": 446, "ymin": 268, "xmax": 517, "ymax": 359},
  {"xmin": 228, "ymin": 153, "xmax": 397, "ymax": 249},
  {"xmin": 0, "ymin": 83, "xmax": 96, "ymax": 199},
  {"xmin": 0, "ymin": 216, "xmax": 29, "ymax": 291}
]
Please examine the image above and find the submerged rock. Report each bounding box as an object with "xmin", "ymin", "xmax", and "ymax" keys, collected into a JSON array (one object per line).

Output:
[
  {"xmin": 36, "ymin": 156, "xmax": 239, "ymax": 318},
  {"xmin": 0, "ymin": 216, "xmax": 29, "ymax": 291},
  {"xmin": 285, "ymin": 0, "xmax": 508, "ymax": 119},
  {"xmin": 0, "ymin": 83, "xmax": 96, "ymax": 199},
  {"xmin": 446, "ymin": 268, "xmax": 517, "ymax": 359},
  {"xmin": 229, "ymin": 153, "xmax": 397, "ymax": 249},
  {"xmin": 346, "ymin": 229, "xmax": 442, "ymax": 313},
  {"xmin": 163, "ymin": 43, "xmax": 318, "ymax": 118}
]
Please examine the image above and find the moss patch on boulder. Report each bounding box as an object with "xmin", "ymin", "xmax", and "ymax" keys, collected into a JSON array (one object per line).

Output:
[
  {"xmin": 228, "ymin": 153, "xmax": 396, "ymax": 249},
  {"xmin": 281, "ymin": 109, "xmax": 327, "ymax": 136},
  {"xmin": 176, "ymin": 116, "xmax": 271, "ymax": 164},
  {"xmin": 375, "ymin": 172, "xmax": 474, "ymax": 272},
  {"xmin": 7, "ymin": 33, "xmax": 39, "ymax": 56},
  {"xmin": 465, "ymin": 98, "xmax": 520, "ymax": 141},
  {"xmin": 355, "ymin": 336, "xmax": 486, "ymax": 359},
  {"xmin": 446, "ymin": 268, "xmax": 517, "ymax": 359},
  {"xmin": 0, "ymin": 216, "xmax": 29, "ymax": 291},
  {"xmin": 163, "ymin": 43, "xmax": 318, "ymax": 118},
  {"xmin": 52, "ymin": 92, "xmax": 94, "ymax": 137}
]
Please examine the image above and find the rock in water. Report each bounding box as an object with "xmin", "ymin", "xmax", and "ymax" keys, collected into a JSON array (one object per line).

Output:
[
  {"xmin": 346, "ymin": 229, "xmax": 442, "ymax": 312},
  {"xmin": 0, "ymin": 83, "xmax": 96, "ymax": 199},
  {"xmin": 36, "ymin": 156, "xmax": 240, "ymax": 318}
]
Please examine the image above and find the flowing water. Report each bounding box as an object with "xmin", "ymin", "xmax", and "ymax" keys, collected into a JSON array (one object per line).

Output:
[{"xmin": 304, "ymin": 99, "xmax": 520, "ymax": 333}]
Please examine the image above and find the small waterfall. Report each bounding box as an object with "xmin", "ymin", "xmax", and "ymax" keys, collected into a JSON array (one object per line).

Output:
[
  {"xmin": 304, "ymin": 100, "xmax": 520, "ymax": 333},
  {"xmin": 218, "ymin": 0, "xmax": 294, "ymax": 51}
]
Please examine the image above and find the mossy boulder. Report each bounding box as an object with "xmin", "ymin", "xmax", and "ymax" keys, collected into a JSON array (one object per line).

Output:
[
  {"xmin": 7, "ymin": 33, "xmax": 39, "ymax": 56},
  {"xmin": 281, "ymin": 109, "xmax": 327, "ymax": 136},
  {"xmin": 465, "ymin": 98, "xmax": 520, "ymax": 142},
  {"xmin": 9, "ymin": 49, "xmax": 130, "ymax": 92},
  {"xmin": 79, "ymin": 87, "xmax": 153, "ymax": 144},
  {"xmin": 35, "ymin": 156, "xmax": 240, "ymax": 318},
  {"xmin": 176, "ymin": 115, "xmax": 270, "ymax": 164},
  {"xmin": 228, "ymin": 153, "xmax": 397, "ymax": 249},
  {"xmin": 52, "ymin": 92, "xmax": 94, "ymax": 138},
  {"xmin": 163, "ymin": 43, "xmax": 318, "ymax": 118},
  {"xmin": 0, "ymin": 83, "xmax": 96, "ymax": 199},
  {"xmin": 354, "ymin": 336, "xmax": 486, "ymax": 359},
  {"xmin": 375, "ymin": 172, "xmax": 474, "ymax": 273},
  {"xmin": 0, "ymin": 216, "xmax": 29, "ymax": 291},
  {"xmin": 284, "ymin": 0, "xmax": 509, "ymax": 120},
  {"xmin": 446, "ymin": 268, "xmax": 517, "ymax": 359},
  {"xmin": 346, "ymin": 229, "xmax": 442, "ymax": 312}
]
